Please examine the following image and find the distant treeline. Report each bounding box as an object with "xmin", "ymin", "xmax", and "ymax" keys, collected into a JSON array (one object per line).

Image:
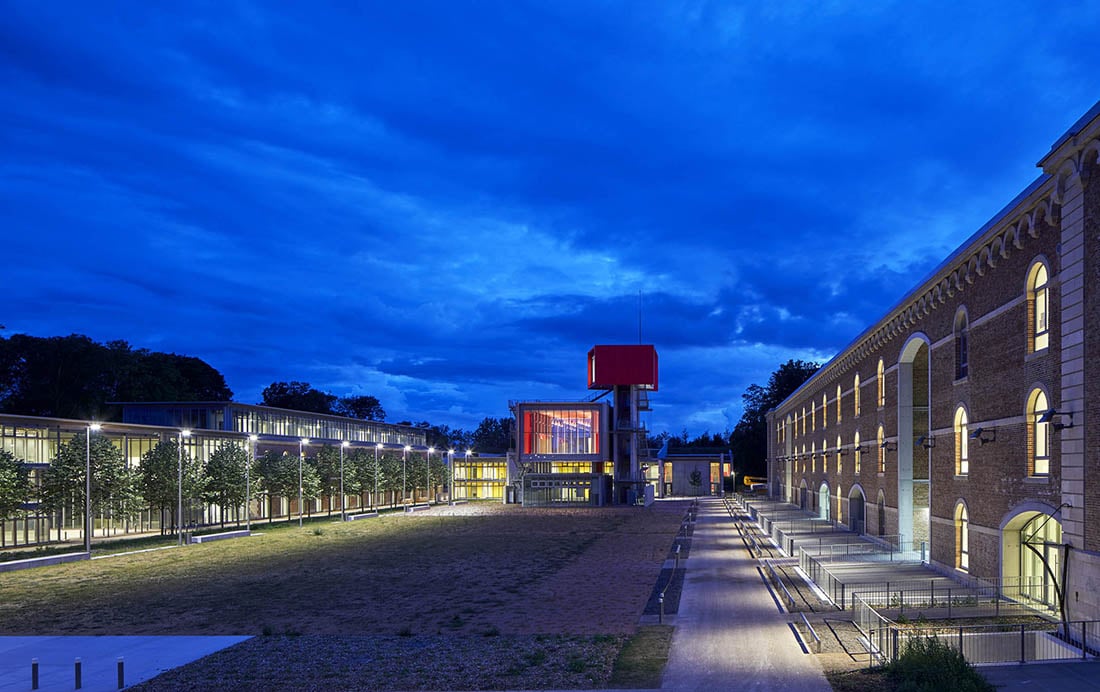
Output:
[{"xmin": 0, "ymin": 333, "xmax": 232, "ymax": 421}]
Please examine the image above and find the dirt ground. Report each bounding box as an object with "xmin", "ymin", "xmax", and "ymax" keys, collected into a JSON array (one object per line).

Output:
[{"xmin": 0, "ymin": 501, "xmax": 689, "ymax": 638}]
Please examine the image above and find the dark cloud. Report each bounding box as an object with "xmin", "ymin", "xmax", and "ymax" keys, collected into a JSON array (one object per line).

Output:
[{"xmin": 2, "ymin": 2, "xmax": 1099, "ymax": 434}]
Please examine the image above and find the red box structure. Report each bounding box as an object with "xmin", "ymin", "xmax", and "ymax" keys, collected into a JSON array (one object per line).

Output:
[{"xmin": 587, "ymin": 345, "xmax": 658, "ymax": 390}]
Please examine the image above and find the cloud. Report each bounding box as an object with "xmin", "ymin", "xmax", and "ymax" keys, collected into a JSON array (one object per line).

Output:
[{"xmin": 2, "ymin": 1, "xmax": 1099, "ymax": 437}]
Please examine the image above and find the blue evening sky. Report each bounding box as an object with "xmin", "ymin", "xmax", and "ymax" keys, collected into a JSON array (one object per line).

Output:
[{"xmin": 2, "ymin": 2, "xmax": 1098, "ymax": 435}]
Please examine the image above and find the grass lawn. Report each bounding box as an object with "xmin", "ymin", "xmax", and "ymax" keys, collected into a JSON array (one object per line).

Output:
[{"xmin": 0, "ymin": 502, "xmax": 687, "ymax": 690}]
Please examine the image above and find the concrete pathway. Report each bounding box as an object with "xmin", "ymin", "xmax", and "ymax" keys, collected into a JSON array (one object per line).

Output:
[
  {"xmin": 661, "ymin": 497, "xmax": 832, "ymax": 691},
  {"xmin": 0, "ymin": 635, "xmax": 250, "ymax": 691}
]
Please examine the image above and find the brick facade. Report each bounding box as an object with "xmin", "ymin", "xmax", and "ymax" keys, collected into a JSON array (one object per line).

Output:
[{"xmin": 767, "ymin": 102, "xmax": 1100, "ymax": 620}]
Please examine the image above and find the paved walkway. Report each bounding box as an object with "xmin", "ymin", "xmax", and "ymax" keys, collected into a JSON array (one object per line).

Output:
[
  {"xmin": 0, "ymin": 636, "xmax": 250, "ymax": 691},
  {"xmin": 660, "ymin": 497, "xmax": 832, "ymax": 691}
]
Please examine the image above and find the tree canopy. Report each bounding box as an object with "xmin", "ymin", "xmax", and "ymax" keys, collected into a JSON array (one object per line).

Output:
[
  {"xmin": 0, "ymin": 449, "xmax": 31, "ymax": 520},
  {"xmin": 260, "ymin": 382, "xmax": 387, "ymax": 421},
  {"xmin": 0, "ymin": 334, "xmax": 232, "ymax": 419},
  {"xmin": 731, "ymin": 359, "xmax": 819, "ymax": 477}
]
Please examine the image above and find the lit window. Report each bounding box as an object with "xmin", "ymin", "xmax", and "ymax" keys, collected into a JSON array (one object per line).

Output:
[
  {"xmin": 811, "ymin": 442, "xmax": 816, "ymax": 474},
  {"xmin": 854, "ymin": 431, "xmax": 861, "ymax": 474},
  {"xmin": 836, "ymin": 435, "xmax": 842, "ymax": 475},
  {"xmin": 854, "ymin": 374, "xmax": 861, "ymax": 417},
  {"xmin": 822, "ymin": 394, "xmax": 828, "ymax": 429},
  {"xmin": 955, "ymin": 503, "xmax": 969, "ymax": 571},
  {"xmin": 877, "ymin": 359, "xmax": 885, "ymax": 408},
  {"xmin": 812, "ymin": 402, "xmax": 816, "ymax": 431},
  {"xmin": 877, "ymin": 425, "xmax": 885, "ymax": 473},
  {"xmin": 802, "ymin": 407, "xmax": 806, "ymax": 435},
  {"xmin": 955, "ymin": 310, "xmax": 969, "ymax": 379},
  {"xmin": 836, "ymin": 385, "xmax": 842, "ymax": 423},
  {"xmin": 1027, "ymin": 262, "xmax": 1049, "ymax": 353},
  {"xmin": 954, "ymin": 407, "xmax": 969, "ymax": 476},
  {"xmin": 1028, "ymin": 389, "xmax": 1050, "ymax": 476}
]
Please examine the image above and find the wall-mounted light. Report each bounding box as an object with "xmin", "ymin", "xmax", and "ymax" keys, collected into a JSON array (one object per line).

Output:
[
  {"xmin": 916, "ymin": 435, "xmax": 935, "ymax": 449},
  {"xmin": 1039, "ymin": 408, "xmax": 1075, "ymax": 431},
  {"xmin": 969, "ymin": 427, "xmax": 996, "ymax": 445},
  {"xmin": 854, "ymin": 444, "xmax": 868, "ymax": 455},
  {"xmin": 881, "ymin": 440, "xmax": 897, "ymax": 452}
]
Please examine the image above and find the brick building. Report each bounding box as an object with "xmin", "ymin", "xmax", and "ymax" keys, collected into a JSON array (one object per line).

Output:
[{"xmin": 766, "ymin": 102, "xmax": 1100, "ymax": 621}]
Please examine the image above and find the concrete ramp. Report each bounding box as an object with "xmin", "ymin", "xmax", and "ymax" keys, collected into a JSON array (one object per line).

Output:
[{"xmin": 0, "ymin": 635, "xmax": 250, "ymax": 691}]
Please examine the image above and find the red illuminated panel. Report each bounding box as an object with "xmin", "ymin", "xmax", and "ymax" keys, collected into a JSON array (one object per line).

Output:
[{"xmin": 587, "ymin": 345, "xmax": 658, "ymax": 390}]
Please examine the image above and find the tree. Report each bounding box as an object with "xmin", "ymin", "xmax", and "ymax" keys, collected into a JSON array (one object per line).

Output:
[
  {"xmin": 471, "ymin": 417, "xmax": 511, "ymax": 453},
  {"xmin": 260, "ymin": 381, "xmax": 337, "ymax": 414},
  {"xmin": 730, "ymin": 359, "xmax": 820, "ymax": 477},
  {"xmin": 255, "ymin": 451, "xmax": 296, "ymax": 523},
  {"xmin": 312, "ymin": 444, "xmax": 343, "ymax": 513},
  {"xmin": 334, "ymin": 395, "xmax": 385, "ymax": 421},
  {"xmin": 40, "ymin": 431, "xmax": 138, "ymax": 538},
  {"xmin": 346, "ymin": 448, "xmax": 378, "ymax": 506},
  {"xmin": 255, "ymin": 450, "xmax": 320, "ymax": 523},
  {"xmin": 0, "ymin": 333, "xmax": 232, "ymax": 419},
  {"xmin": 0, "ymin": 449, "xmax": 31, "ymax": 522},
  {"xmin": 139, "ymin": 439, "xmax": 206, "ymax": 535},
  {"xmin": 379, "ymin": 452, "xmax": 404, "ymax": 506},
  {"xmin": 203, "ymin": 442, "xmax": 249, "ymax": 527}
]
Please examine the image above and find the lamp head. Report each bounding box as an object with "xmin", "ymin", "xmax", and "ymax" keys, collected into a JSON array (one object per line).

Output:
[
  {"xmin": 248, "ymin": 434, "xmax": 258, "ymax": 442},
  {"xmin": 342, "ymin": 440, "xmax": 350, "ymax": 447},
  {"xmin": 181, "ymin": 429, "xmax": 192, "ymax": 438}
]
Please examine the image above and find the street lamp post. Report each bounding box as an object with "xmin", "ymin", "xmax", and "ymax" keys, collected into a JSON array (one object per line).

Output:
[
  {"xmin": 299, "ymin": 438, "xmax": 309, "ymax": 527},
  {"xmin": 402, "ymin": 445, "xmax": 410, "ymax": 508},
  {"xmin": 464, "ymin": 449, "xmax": 472, "ymax": 503},
  {"xmin": 374, "ymin": 443, "xmax": 381, "ymax": 509},
  {"xmin": 178, "ymin": 429, "xmax": 191, "ymax": 546},
  {"xmin": 247, "ymin": 434, "xmax": 258, "ymax": 533},
  {"xmin": 340, "ymin": 440, "xmax": 349, "ymax": 521},
  {"xmin": 448, "ymin": 449, "xmax": 454, "ymax": 504},
  {"xmin": 427, "ymin": 447, "xmax": 434, "ymax": 505},
  {"xmin": 85, "ymin": 423, "xmax": 101, "ymax": 553}
]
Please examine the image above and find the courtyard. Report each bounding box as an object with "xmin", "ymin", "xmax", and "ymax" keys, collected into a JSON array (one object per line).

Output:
[{"xmin": 0, "ymin": 501, "xmax": 687, "ymax": 690}]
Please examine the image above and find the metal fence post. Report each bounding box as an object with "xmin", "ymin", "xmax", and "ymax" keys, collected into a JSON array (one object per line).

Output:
[
  {"xmin": 118, "ymin": 657, "xmax": 125, "ymax": 689},
  {"xmin": 1020, "ymin": 624, "xmax": 1026, "ymax": 663},
  {"xmin": 75, "ymin": 658, "xmax": 82, "ymax": 690},
  {"xmin": 31, "ymin": 658, "xmax": 38, "ymax": 690}
]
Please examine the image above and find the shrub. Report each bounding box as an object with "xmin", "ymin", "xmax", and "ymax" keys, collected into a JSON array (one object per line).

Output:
[{"xmin": 888, "ymin": 635, "xmax": 993, "ymax": 692}]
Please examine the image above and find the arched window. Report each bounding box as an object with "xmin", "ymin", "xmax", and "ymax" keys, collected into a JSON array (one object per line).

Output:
[
  {"xmin": 812, "ymin": 402, "xmax": 817, "ymax": 431},
  {"xmin": 954, "ymin": 407, "xmax": 969, "ymax": 476},
  {"xmin": 877, "ymin": 358, "xmax": 885, "ymax": 408},
  {"xmin": 877, "ymin": 425, "xmax": 885, "ymax": 473},
  {"xmin": 1027, "ymin": 262, "xmax": 1050, "ymax": 353},
  {"xmin": 955, "ymin": 309, "xmax": 969, "ymax": 379},
  {"xmin": 1028, "ymin": 389, "xmax": 1050, "ymax": 476},
  {"xmin": 802, "ymin": 407, "xmax": 806, "ymax": 435},
  {"xmin": 822, "ymin": 394, "xmax": 828, "ymax": 428},
  {"xmin": 836, "ymin": 385, "xmax": 843, "ymax": 423},
  {"xmin": 955, "ymin": 503, "xmax": 969, "ymax": 571},
  {"xmin": 836, "ymin": 435, "xmax": 842, "ymax": 475},
  {"xmin": 811, "ymin": 441, "xmax": 816, "ymax": 474},
  {"xmin": 853, "ymin": 374, "xmax": 861, "ymax": 417},
  {"xmin": 854, "ymin": 431, "xmax": 861, "ymax": 474}
]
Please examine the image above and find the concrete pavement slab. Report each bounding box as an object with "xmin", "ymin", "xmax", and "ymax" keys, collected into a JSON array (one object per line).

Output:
[
  {"xmin": 0, "ymin": 635, "xmax": 250, "ymax": 691},
  {"xmin": 661, "ymin": 498, "xmax": 831, "ymax": 692}
]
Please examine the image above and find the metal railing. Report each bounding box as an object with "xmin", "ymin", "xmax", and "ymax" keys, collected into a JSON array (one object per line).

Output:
[
  {"xmin": 763, "ymin": 559, "xmax": 797, "ymax": 612},
  {"xmin": 857, "ymin": 598, "xmax": 1100, "ymax": 666}
]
